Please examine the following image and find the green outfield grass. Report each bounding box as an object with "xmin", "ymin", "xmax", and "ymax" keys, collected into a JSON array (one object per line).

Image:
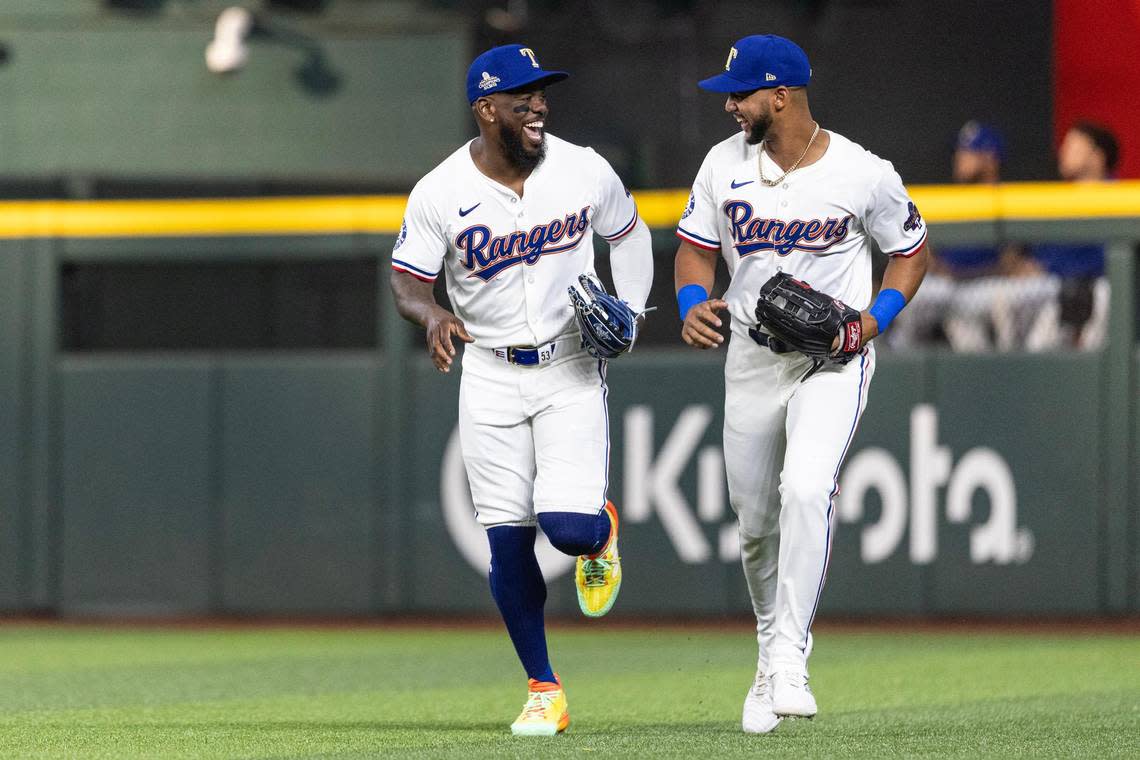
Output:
[{"xmin": 0, "ymin": 623, "xmax": 1136, "ymax": 759}]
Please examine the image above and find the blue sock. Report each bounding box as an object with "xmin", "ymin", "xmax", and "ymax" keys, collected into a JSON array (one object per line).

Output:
[
  {"xmin": 538, "ymin": 510, "xmax": 611, "ymax": 557},
  {"xmin": 486, "ymin": 526, "xmax": 556, "ymax": 683}
]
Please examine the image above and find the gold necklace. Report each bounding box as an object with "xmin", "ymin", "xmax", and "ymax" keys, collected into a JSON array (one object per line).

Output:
[{"xmin": 758, "ymin": 122, "xmax": 820, "ymax": 187}]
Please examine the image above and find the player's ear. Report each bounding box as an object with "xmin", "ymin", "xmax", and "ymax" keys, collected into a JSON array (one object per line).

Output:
[
  {"xmin": 772, "ymin": 87, "xmax": 789, "ymax": 111},
  {"xmin": 473, "ymin": 97, "xmax": 497, "ymax": 125}
]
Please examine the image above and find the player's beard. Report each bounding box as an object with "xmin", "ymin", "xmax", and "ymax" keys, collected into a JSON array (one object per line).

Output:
[
  {"xmin": 498, "ymin": 122, "xmax": 546, "ymax": 172},
  {"xmin": 745, "ymin": 111, "xmax": 773, "ymax": 145}
]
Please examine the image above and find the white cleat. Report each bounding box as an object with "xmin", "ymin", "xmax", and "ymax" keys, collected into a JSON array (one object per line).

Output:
[
  {"xmin": 771, "ymin": 669, "xmax": 817, "ymax": 718},
  {"xmin": 742, "ymin": 671, "xmax": 782, "ymax": 734}
]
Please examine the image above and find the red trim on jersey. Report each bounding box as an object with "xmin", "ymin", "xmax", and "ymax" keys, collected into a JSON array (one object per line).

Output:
[
  {"xmin": 391, "ymin": 262, "xmax": 437, "ymax": 283},
  {"xmin": 887, "ymin": 229, "xmax": 928, "ymax": 258},
  {"xmin": 675, "ymin": 229, "xmax": 720, "ymax": 252}
]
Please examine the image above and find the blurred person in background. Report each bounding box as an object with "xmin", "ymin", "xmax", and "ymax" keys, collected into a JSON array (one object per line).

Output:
[
  {"xmin": 951, "ymin": 120, "xmax": 1004, "ymax": 185},
  {"xmin": 888, "ymin": 121, "xmax": 1010, "ymax": 350},
  {"xmin": 952, "ymin": 122, "xmax": 1118, "ymax": 351},
  {"xmin": 1018, "ymin": 121, "xmax": 1119, "ymax": 350},
  {"xmin": 1057, "ymin": 121, "xmax": 1119, "ymax": 181}
]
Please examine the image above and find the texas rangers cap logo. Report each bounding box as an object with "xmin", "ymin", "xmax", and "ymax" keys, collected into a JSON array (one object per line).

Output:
[{"xmin": 725, "ymin": 47, "xmax": 738, "ymax": 71}]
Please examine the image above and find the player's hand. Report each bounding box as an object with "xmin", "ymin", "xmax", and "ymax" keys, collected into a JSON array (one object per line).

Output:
[
  {"xmin": 830, "ymin": 311, "xmax": 879, "ymax": 352},
  {"xmin": 681, "ymin": 298, "xmax": 728, "ymax": 349},
  {"xmin": 426, "ymin": 309, "xmax": 474, "ymax": 373}
]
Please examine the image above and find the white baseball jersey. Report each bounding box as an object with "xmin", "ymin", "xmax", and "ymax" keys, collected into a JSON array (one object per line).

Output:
[
  {"xmin": 677, "ymin": 128, "xmax": 927, "ymax": 677},
  {"xmin": 676, "ymin": 130, "xmax": 927, "ymax": 337},
  {"xmin": 392, "ymin": 133, "xmax": 640, "ymax": 348},
  {"xmin": 394, "ymin": 133, "xmax": 647, "ymax": 528}
]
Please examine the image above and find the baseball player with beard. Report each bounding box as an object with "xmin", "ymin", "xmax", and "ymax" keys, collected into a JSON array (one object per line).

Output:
[
  {"xmin": 389, "ymin": 44, "xmax": 653, "ymax": 736},
  {"xmin": 674, "ymin": 35, "xmax": 929, "ymax": 732}
]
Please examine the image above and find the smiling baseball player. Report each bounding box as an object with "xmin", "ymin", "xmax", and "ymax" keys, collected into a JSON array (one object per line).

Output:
[
  {"xmin": 674, "ymin": 35, "xmax": 929, "ymax": 732},
  {"xmin": 389, "ymin": 44, "xmax": 653, "ymax": 736}
]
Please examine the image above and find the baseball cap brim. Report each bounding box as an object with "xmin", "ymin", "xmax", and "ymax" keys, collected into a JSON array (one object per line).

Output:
[
  {"xmin": 698, "ymin": 70, "xmax": 767, "ymax": 93},
  {"xmin": 506, "ymin": 70, "xmax": 569, "ymax": 91}
]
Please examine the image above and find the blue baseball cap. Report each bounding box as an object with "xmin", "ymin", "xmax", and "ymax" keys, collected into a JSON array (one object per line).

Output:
[
  {"xmin": 955, "ymin": 121, "xmax": 1005, "ymax": 160},
  {"xmin": 466, "ymin": 44, "xmax": 568, "ymax": 103},
  {"xmin": 699, "ymin": 35, "xmax": 811, "ymax": 92}
]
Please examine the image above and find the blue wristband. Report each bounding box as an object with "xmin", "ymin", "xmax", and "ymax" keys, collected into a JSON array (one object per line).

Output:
[
  {"xmin": 677, "ymin": 284, "xmax": 710, "ymax": 321},
  {"xmin": 869, "ymin": 288, "xmax": 906, "ymax": 332}
]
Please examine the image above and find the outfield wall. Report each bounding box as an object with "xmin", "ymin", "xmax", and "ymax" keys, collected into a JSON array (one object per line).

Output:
[{"xmin": 0, "ymin": 186, "xmax": 1135, "ymax": 617}]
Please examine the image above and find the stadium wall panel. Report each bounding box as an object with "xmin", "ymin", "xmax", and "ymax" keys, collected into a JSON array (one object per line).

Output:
[
  {"xmin": 58, "ymin": 358, "xmax": 215, "ymax": 615},
  {"xmin": 0, "ymin": 244, "xmax": 31, "ymax": 609},
  {"xmin": 922, "ymin": 354, "xmax": 1102, "ymax": 614},
  {"xmin": 1134, "ymin": 350, "xmax": 1140, "ymax": 613},
  {"xmin": 218, "ymin": 357, "xmax": 380, "ymax": 615},
  {"xmin": 400, "ymin": 352, "xmax": 1108, "ymax": 617},
  {"xmin": 0, "ymin": 193, "xmax": 1132, "ymax": 617}
]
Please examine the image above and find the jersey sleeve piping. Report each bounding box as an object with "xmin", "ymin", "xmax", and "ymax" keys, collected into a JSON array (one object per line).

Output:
[
  {"xmin": 886, "ymin": 228, "xmax": 928, "ymax": 257},
  {"xmin": 599, "ymin": 206, "xmax": 639, "ymax": 241},
  {"xmin": 392, "ymin": 258, "xmax": 440, "ymax": 282},
  {"xmin": 676, "ymin": 226, "xmax": 720, "ymax": 251}
]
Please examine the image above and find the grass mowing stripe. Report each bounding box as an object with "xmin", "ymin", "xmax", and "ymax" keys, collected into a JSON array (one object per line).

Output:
[{"xmin": 0, "ymin": 626, "xmax": 1135, "ymax": 758}]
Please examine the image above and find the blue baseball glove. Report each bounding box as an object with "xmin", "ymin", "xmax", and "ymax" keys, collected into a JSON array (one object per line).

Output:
[{"xmin": 568, "ymin": 274, "xmax": 653, "ymax": 360}]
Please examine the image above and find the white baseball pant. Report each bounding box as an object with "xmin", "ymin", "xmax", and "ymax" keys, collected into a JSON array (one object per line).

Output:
[
  {"xmin": 458, "ymin": 342, "xmax": 610, "ymax": 527},
  {"xmin": 723, "ymin": 334, "xmax": 874, "ymax": 673}
]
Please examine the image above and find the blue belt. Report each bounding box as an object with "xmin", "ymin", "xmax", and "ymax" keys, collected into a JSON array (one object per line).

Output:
[{"xmin": 492, "ymin": 339, "xmax": 563, "ymax": 367}]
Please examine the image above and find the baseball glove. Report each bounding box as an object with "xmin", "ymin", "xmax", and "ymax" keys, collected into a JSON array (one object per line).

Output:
[
  {"xmin": 749, "ymin": 272, "xmax": 863, "ymax": 376},
  {"xmin": 568, "ymin": 274, "xmax": 653, "ymax": 360}
]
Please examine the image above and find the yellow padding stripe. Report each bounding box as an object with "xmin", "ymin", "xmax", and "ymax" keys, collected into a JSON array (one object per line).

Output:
[
  {"xmin": 0, "ymin": 181, "xmax": 1137, "ymax": 237},
  {"xmin": 992, "ymin": 181, "xmax": 1140, "ymax": 219},
  {"xmin": 637, "ymin": 182, "xmax": 1140, "ymax": 227},
  {"xmin": 0, "ymin": 196, "xmax": 406, "ymax": 238}
]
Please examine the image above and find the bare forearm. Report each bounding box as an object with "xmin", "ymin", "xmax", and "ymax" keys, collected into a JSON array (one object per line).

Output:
[
  {"xmin": 674, "ymin": 239, "xmax": 727, "ymax": 349},
  {"xmin": 880, "ymin": 243, "xmax": 930, "ymax": 302},
  {"xmin": 857, "ymin": 242, "xmax": 930, "ymax": 344},
  {"xmin": 390, "ymin": 270, "xmax": 448, "ymax": 328},
  {"xmin": 675, "ymin": 240, "xmax": 718, "ymax": 292},
  {"xmin": 389, "ymin": 269, "xmax": 473, "ymax": 372}
]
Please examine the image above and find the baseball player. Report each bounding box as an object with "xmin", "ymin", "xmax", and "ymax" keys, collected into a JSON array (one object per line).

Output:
[
  {"xmin": 389, "ymin": 44, "xmax": 653, "ymax": 736},
  {"xmin": 674, "ymin": 35, "xmax": 929, "ymax": 732}
]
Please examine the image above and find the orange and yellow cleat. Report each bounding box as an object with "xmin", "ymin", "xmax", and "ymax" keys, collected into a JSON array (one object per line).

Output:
[
  {"xmin": 575, "ymin": 501, "xmax": 622, "ymax": 618},
  {"xmin": 511, "ymin": 675, "xmax": 570, "ymax": 736}
]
